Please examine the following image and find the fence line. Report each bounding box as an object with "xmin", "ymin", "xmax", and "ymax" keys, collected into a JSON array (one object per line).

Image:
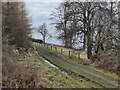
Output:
[{"xmin": 37, "ymin": 43, "xmax": 82, "ymax": 59}]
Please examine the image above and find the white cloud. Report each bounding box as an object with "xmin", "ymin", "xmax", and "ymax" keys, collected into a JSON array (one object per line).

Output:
[{"xmin": 25, "ymin": 2, "xmax": 59, "ymax": 27}]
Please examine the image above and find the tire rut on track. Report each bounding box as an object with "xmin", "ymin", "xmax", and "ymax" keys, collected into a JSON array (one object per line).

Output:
[{"xmin": 35, "ymin": 46, "xmax": 119, "ymax": 88}]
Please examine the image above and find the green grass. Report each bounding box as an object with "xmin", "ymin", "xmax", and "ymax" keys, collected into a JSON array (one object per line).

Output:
[
  {"xmin": 14, "ymin": 45, "xmax": 91, "ymax": 88},
  {"xmin": 86, "ymin": 66, "xmax": 119, "ymax": 81},
  {"xmin": 80, "ymin": 53, "xmax": 88, "ymax": 59},
  {"xmin": 34, "ymin": 44, "xmax": 118, "ymax": 88},
  {"xmin": 39, "ymin": 43, "xmax": 88, "ymax": 59},
  {"xmin": 30, "ymin": 49, "xmax": 93, "ymax": 88},
  {"xmin": 37, "ymin": 57, "xmax": 88, "ymax": 88},
  {"xmin": 35, "ymin": 43, "xmax": 118, "ymax": 80},
  {"xmin": 37, "ymin": 43, "xmax": 119, "ymax": 81}
]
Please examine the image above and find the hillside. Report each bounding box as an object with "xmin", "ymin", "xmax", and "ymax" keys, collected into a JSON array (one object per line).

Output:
[
  {"xmin": 2, "ymin": 43, "xmax": 119, "ymax": 88},
  {"xmin": 2, "ymin": 45, "xmax": 92, "ymax": 88},
  {"xmin": 34, "ymin": 43, "xmax": 119, "ymax": 88},
  {"xmin": 2, "ymin": 1, "xmax": 120, "ymax": 89}
]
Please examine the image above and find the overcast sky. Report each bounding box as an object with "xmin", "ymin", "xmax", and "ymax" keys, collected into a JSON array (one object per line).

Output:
[{"xmin": 25, "ymin": 1, "xmax": 62, "ymax": 45}]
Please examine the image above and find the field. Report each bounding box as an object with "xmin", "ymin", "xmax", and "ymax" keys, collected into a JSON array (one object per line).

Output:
[
  {"xmin": 3, "ymin": 45, "xmax": 88, "ymax": 88},
  {"xmin": 38, "ymin": 43, "xmax": 88, "ymax": 59},
  {"xmin": 2, "ymin": 42, "xmax": 119, "ymax": 88},
  {"xmin": 34, "ymin": 43, "xmax": 119, "ymax": 88}
]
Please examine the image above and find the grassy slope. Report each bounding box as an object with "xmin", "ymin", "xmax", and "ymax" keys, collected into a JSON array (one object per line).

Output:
[
  {"xmin": 40, "ymin": 43, "xmax": 88, "ymax": 59},
  {"xmin": 34, "ymin": 44, "xmax": 119, "ymax": 88},
  {"xmin": 34, "ymin": 56, "xmax": 88, "ymax": 88},
  {"xmin": 3, "ymin": 43, "xmax": 119, "ymax": 88},
  {"xmin": 3, "ymin": 45, "xmax": 93, "ymax": 88},
  {"xmin": 39, "ymin": 43, "xmax": 119, "ymax": 81}
]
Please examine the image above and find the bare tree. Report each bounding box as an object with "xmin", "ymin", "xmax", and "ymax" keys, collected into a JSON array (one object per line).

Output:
[
  {"xmin": 38, "ymin": 23, "xmax": 47, "ymax": 43},
  {"xmin": 50, "ymin": 2, "xmax": 72, "ymax": 48},
  {"xmin": 51, "ymin": 1, "xmax": 120, "ymax": 60}
]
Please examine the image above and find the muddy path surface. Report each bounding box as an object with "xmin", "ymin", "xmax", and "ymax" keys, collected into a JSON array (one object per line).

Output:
[{"xmin": 35, "ymin": 45, "xmax": 119, "ymax": 88}]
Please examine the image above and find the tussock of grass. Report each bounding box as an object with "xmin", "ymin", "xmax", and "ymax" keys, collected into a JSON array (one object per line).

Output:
[
  {"xmin": 2, "ymin": 47, "xmax": 49, "ymax": 88},
  {"xmin": 3, "ymin": 44, "xmax": 92, "ymax": 88}
]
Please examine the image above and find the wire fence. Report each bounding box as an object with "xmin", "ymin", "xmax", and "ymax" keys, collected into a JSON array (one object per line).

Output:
[{"xmin": 34, "ymin": 42, "xmax": 88, "ymax": 59}]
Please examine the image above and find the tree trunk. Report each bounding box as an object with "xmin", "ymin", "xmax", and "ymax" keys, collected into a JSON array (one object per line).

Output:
[
  {"xmin": 87, "ymin": 27, "xmax": 92, "ymax": 59},
  {"xmin": 43, "ymin": 35, "xmax": 45, "ymax": 43},
  {"xmin": 118, "ymin": 2, "xmax": 120, "ymax": 35},
  {"xmin": 87, "ymin": 37, "xmax": 92, "ymax": 59},
  {"xmin": 83, "ymin": 34, "xmax": 86, "ymax": 50},
  {"xmin": 64, "ymin": 20, "xmax": 68, "ymax": 47},
  {"xmin": 64, "ymin": 32, "xmax": 68, "ymax": 47}
]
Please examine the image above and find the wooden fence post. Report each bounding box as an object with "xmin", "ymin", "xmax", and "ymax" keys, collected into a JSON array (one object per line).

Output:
[
  {"xmin": 51, "ymin": 45, "xmax": 52, "ymax": 50},
  {"xmin": 78, "ymin": 52, "xmax": 80, "ymax": 59},
  {"xmin": 70, "ymin": 51, "xmax": 72, "ymax": 58},
  {"xmin": 44, "ymin": 43, "xmax": 45, "ymax": 47},
  {"xmin": 55, "ymin": 47, "xmax": 57, "ymax": 52},
  {"xmin": 61, "ymin": 49, "xmax": 63, "ymax": 54},
  {"xmin": 69, "ymin": 50, "xmax": 71, "ymax": 58},
  {"xmin": 72, "ymin": 51, "xmax": 74, "ymax": 58},
  {"xmin": 47, "ymin": 44, "xmax": 49, "ymax": 48},
  {"xmin": 48, "ymin": 45, "xmax": 50, "ymax": 49},
  {"xmin": 75, "ymin": 51, "xmax": 77, "ymax": 58}
]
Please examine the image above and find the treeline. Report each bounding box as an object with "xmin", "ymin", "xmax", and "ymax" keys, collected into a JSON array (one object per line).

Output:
[
  {"xmin": 31, "ymin": 38, "xmax": 43, "ymax": 43},
  {"xmin": 2, "ymin": 2, "xmax": 32, "ymax": 50},
  {"xmin": 51, "ymin": 1, "xmax": 120, "ymax": 59}
]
